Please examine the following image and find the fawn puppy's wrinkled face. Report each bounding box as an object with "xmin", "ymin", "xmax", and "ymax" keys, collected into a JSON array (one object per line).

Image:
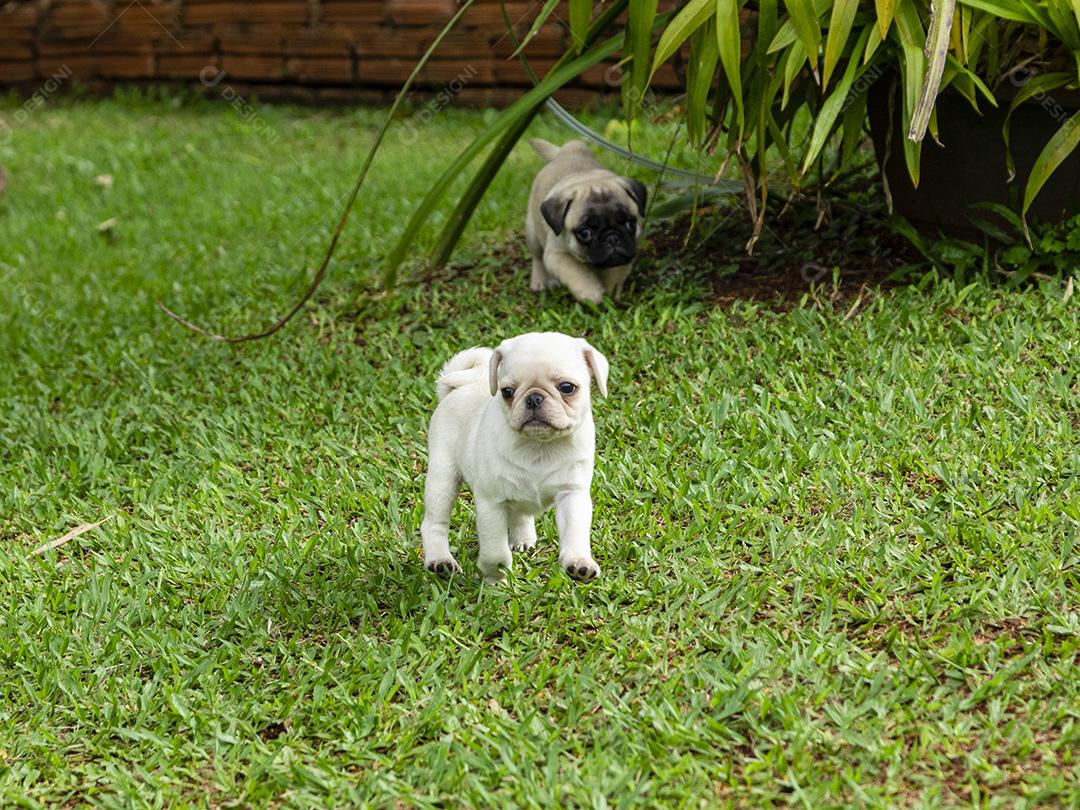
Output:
[
  {"xmin": 488, "ymin": 332, "xmax": 609, "ymax": 438},
  {"xmin": 540, "ymin": 178, "xmax": 647, "ymax": 269}
]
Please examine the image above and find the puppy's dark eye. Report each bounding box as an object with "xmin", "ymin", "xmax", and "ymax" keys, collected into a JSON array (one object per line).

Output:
[
  {"xmin": 576, "ymin": 227, "xmax": 593, "ymax": 242},
  {"xmin": 624, "ymin": 219, "xmax": 636, "ymax": 231},
  {"xmin": 558, "ymin": 382, "xmax": 577, "ymax": 395},
  {"xmin": 501, "ymin": 387, "xmax": 514, "ymax": 400}
]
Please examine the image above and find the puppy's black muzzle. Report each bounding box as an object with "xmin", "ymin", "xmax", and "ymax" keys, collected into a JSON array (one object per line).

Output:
[{"xmin": 586, "ymin": 229, "xmax": 636, "ymax": 268}]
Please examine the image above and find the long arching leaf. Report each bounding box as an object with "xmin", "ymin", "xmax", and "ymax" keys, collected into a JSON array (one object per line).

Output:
[
  {"xmin": 651, "ymin": 0, "xmax": 716, "ymax": 77},
  {"xmin": 1002, "ymin": 72, "xmax": 1070, "ymax": 179},
  {"xmin": 569, "ymin": 0, "xmax": 593, "ymax": 52},
  {"xmin": 716, "ymin": 0, "xmax": 746, "ymax": 134},
  {"xmin": 625, "ymin": 0, "xmax": 660, "ymax": 120},
  {"xmin": 784, "ymin": 0, "xmax": 823, "ymax": 72},
  {"xmin": 801, "ymin": 26, "xmax": 872, "ymax": 172},
  {"xmin": 509, "ymin": 0, "xmax": 562, "ymax": 59},
  {"xmin": 686, "ymin": 18, "xmax": 720, "ymax": 145},
  {"xmin": 1023, "ymin": 110, "xmax": 1080, "ymax": 215},
  {"xmin": 823, "ymin": 0, "xmax": 859, "ymax": 89},
  {"xmin": 383, "ymin": 32, "xmax": 626, "ymax": 286}
]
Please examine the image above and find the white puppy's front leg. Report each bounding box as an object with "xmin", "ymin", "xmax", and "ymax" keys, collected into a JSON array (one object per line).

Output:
[
  {"xmin": 555, "ymin": 490, "xmax": 600, "ymax": 581},
  {"xmin": 476, "ymin": 497, "xmax": 513, "ymax": 583},
  {"xmin": 421, "ymin": 463, "xmax": 462, "ymax": 576},
  {"xmin": 508, "ymin": 511, "xmax": 537, "ymax": 551}
]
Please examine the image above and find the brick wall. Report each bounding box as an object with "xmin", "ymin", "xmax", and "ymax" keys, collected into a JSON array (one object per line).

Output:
[{"xmin": 0, "ymin": 0, "xmax": 686, "ymax": 106}]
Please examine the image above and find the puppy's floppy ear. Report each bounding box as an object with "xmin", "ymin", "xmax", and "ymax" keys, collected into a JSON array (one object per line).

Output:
[
  {"xmin": 621, "ymin": 178, "xmax": 648, "ymax": 216},
  {"xmin": 540, "ymin": 193, "xmax": 573, "ymax": 236},
  {"xmin": 580, "ymin": 340, "xmax": 609, "ymax": 397},
  {"xmin": 488, "ymin": 348, "xmax": 503, "ymax": 397}
]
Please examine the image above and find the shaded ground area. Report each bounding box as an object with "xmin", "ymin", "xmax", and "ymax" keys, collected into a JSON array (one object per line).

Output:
[{"xmin": 646, "ymin": 183, "xmax": 922, "ymax": 306}]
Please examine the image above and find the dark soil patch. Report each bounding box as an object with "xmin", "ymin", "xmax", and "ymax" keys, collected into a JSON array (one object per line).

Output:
[{"xmin": 640, "ymin": 192, "xmax": 923, "ymax": 307}]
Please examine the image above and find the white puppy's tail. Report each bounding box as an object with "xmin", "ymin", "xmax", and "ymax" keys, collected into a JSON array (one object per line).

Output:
[
  {"xmin": 529, "ymin": 138, "xmax": 562, "ymax": 162},
  {"xmin": 436, "ymin": 347, "xmax": 492, "ymax": 401}
]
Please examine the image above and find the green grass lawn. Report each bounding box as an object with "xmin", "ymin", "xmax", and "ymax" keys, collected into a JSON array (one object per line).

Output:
[{"xmin": 1, "ymin": 93, "xmax": 1078, "ymax": 808}]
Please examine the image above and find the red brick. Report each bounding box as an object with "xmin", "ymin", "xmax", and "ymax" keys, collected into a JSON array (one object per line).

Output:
[
  {"xmin": 0, "ymin": 42, "xmax": 33, "ymax": 61},
  {"xmin": 0, "ymin": 60, "xmax": 35, "ymax": 81},
  {"xmin": 386, "ymin": 0, "xmax": 455, "ymax": 25},
  {"xmin": 97, "ymin": 53, "xmax": 154, "ymax": 77},
  {"xmin": 43, "ymin": 0, "xmax": 110, "ymax": 39},
  {"xmin": 185, "ymin": 2, "xmax": 308, "ymax": 25},
  {"xmin": 89, "ymin": 34, "xmax": 155, "ymax": 54},
  {"xmin": 490, "ymin": 25, "xmax": 566, "ymax": 58},
  {"xmin": 0, "ymin": 5, "xmax": 40, "ymax": 33},
  {"xmin": 493, "ymin": 56, "xmax": 556, "ymax": 85},
  {"xmin": 113, "ymin": 3, "xmax": 181, "ymax": 36},
  {"xmin": 423, "ymin": 58, "xmax": 491, "ymax": 85},
  {"xmin": 285, "ymin": 55, "xmax": 353, "ymax": 83},
  {"xmin": 158, "ymin": 52, "xmax": 219, "ymax": 78},
  {"xmin": 218, "ymin": 33, "xmax": 285, "ymax": 54},
  {"xmin": 37, "ymin": 54, "xmax": 98, "ymax": 78},
  {"xmin": 38, "ymin": 40, "xmax": 95, "ymax": 56},
  {"xmin": 321, "ymin": 2, "xmax": 385, "ymax": 24},
  {"xmin": 350, "ymin": 27, "xmax": 429, "ymax": 59},
  {"xmin": 154, "ymin": 31, "xmax": 216, "ymax": 53},
  {"xmin": 221, "ymin": 52, "xmax": 284, "ymax": 79},
  {"xmin": 465, "ymin": 3, "xmax": 539, "ymax": 26},
  {"xmin": 285, "ymin": 30, "xmax": 353, "ymax": 56},
  {"xmin": 356, "ymin": 57, "xmax": 412, "ymax": 85}
]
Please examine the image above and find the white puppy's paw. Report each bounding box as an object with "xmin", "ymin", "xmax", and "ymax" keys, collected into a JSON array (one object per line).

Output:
[
  {"xmin": 561, "ymin": 557, "xmax": 600, "ymax": 582},
  {"xmin": 425, "ymin": 556, "xmax": 462, "ymax": 577},
  {"xmin": 509, "ymin": 536, "xmax": 537, "ymax": 552},
  {"xmin": 478, "ymin": 554, "xmax": 512, "ymax": 584}
]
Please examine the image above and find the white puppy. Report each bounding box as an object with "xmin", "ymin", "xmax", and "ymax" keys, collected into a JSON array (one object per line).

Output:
[{"xmin": 421, "ymin": 331, "xmax": 609, "ymax": 583}]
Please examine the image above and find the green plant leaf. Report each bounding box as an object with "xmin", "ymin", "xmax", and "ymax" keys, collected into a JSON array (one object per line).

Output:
[
  {"xmin": 801, "ymin": 26, "xmax": 872, "ymax": 173},
  {"xmin": 652, "ymin": 0, "xmax": 716, "ymax": 76},
  {"xmin": 717, "ymin": 0, "xmax": 745, "ymax": 134},
  {"xmin": 384, "ymin": 27, "xmax": 626, "ymax": 284},
  {"xmin": 755, "ymin": 0, "xmax": 778, "ymax": 64},
  {"xmin": 875, "ymin": 0, "xmax": 895, "ymax": 39},
  {"xmin": 687, "ymin": 19, "xmax": 721, "ymax": 146},
  {"xmin": 625, "ymin": 0, "xmax": 660, "ymax": 120},
  {"xmin": 908, "ymin": 0, "xmax": 956, "ymax": 142},
  {"xmin": 955, "ymin": 0, "xmax": 1035, "ymax": 23},
  {"xmin": 784, "ymin": 0, "xmax": 823, "ymax": 72},
  {"xmin": 509, "ymin": 0, "xmax": 562, "ymax": 59},
  {"xmin": 823, "ymin": 0, "xmax": 859, "ymax": 89},
  {"xmin": 1002, "ymin": 71, "xmax": 1070, "ymax": 179},
  {"xmin": 570, "ymin": 0, "xmax": 593, "ymax": 52},
  {"xmin": 1023, "ymin": 110, "xmax": 1080, "ymax": 215},
  {"xmin": 836, "ymin": 85, "xmax": 870, "ymax": 176}
]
